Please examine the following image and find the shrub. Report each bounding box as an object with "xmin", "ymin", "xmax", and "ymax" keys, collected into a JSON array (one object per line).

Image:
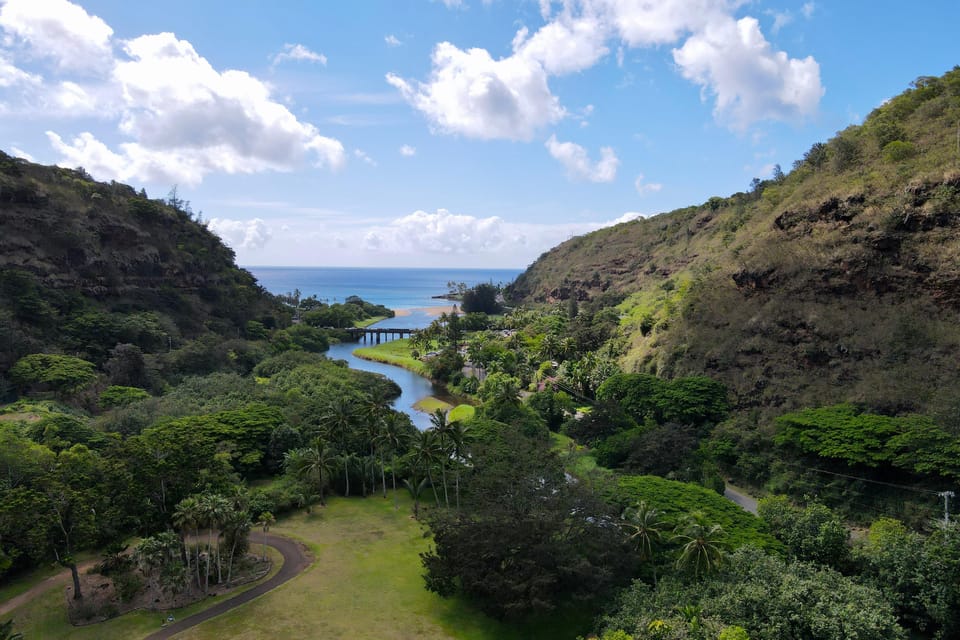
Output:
[{"xmin": 883, "ymin": 140, "xmax": 916, "ymax": 162}]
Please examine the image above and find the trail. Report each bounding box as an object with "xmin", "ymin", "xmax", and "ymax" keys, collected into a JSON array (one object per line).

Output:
[
  {"xmin": 144, "ymin": 532, "xmax": 309, "ymax": 639},
  {"xmin": 0, "ymin": 560, "xmax": 97, "ymax": 617}
]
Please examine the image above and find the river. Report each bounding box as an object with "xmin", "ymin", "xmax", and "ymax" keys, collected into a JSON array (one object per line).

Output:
[{"xmin": 323, "ymin": 308, "xmax": 457, "ymax": 431}]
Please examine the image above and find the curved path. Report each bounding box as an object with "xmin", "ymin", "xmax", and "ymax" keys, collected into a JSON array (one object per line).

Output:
[
  {"xmin": 144, "ymin": 532, "xmax": 310, "ymax": 640},
  {"xmin": 0, "ymin": 560, "xmax": 98, "ymax": 617},
  {"xmin": 724, "ymin": 483, "xmax": 759, "ymax": 515}
]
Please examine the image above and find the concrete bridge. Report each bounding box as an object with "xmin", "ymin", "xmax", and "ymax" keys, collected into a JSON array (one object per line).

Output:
[{"xmin": 343, "ymin": 327, "xmax": 415, "ymax": 343}]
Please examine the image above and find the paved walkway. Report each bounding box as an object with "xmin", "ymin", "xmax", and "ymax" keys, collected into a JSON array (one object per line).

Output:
[
  {"xmin": 144, "ymin": 532, "xmax": 310, "ymax": 639},
  {"xmin": 724, "ymin": 482, "xmax": 759, "ymax": 514}
]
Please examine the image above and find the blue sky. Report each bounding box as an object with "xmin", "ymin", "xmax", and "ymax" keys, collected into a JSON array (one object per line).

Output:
[{"xmin": 1, "ymin": 0, "xmax": 957, "ymax": 268}]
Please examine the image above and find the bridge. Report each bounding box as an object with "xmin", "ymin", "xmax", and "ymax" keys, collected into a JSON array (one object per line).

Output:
[{"xmin": 343, "ymin": 327, "xmax": 415, "ymax": 343}]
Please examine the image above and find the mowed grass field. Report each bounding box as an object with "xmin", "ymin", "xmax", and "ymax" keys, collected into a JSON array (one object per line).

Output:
[
  {"xmin": 4, "ymin": 492, "xmax": 591, "ymax": 640},
  {"xmin": 177, "ymin": 492, "xmax": 590, "ymax": 640}
]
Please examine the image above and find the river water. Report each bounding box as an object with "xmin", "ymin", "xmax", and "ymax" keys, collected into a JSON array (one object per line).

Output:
[{"xmin": 323, "ymin": 308, "xmax": 456, "ymax": 431}]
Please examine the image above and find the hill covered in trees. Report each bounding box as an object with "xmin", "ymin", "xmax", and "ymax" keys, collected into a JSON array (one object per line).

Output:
[
  {"xmin": 509, "ymin": 67, "xmax": 960, "ymax": 425},
  {"xmin": 0, "ymin": 156, "xmax": 287, "ymax": 380}
]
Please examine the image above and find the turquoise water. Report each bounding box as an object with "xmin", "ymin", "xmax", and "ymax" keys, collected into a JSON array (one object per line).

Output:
[
  {"xmin": 246, "ymin": 266, "xmax": 521, "ymax": 310},
  {"xmin": 245, "ymin": 266, "xmax": 522, "ymax": 430}
]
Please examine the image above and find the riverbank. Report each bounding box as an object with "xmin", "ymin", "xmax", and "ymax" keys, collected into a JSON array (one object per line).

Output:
[{"xmin": 353, "ymin": 338, "xmax": 429, "ymax": 377}]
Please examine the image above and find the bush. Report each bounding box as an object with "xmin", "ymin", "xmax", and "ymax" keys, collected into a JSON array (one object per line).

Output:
[
  {"xmin": 99, "ymin": 385, "xmax": 150, "ymax": 408},
  {"xmin": 883, "ymin": 140, "xmax": 916, "ymax": 162}
]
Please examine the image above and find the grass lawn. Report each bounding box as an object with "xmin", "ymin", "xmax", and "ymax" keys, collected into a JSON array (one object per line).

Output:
[
  {"xmin": 413, "ymin": 396, "xmax": 453, "ymax": 413},
  {"xmin": 175, "ymin": 492, "xmax": 593, "ymax": 640},
  {"xmin": 354, "ymin": 338, "xmax": 430, "ymax": 377},
  {"xmin": 4, "ymin": 546, "xmax": 283, "ymax": 640}
]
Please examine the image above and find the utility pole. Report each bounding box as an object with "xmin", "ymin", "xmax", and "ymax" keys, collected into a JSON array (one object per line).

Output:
[{"xmin": 937, "ymin": 490, "xmax": 955, "ymax": 524}]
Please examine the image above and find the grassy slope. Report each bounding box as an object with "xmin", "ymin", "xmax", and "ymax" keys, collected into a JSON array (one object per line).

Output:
[{"xmin": 510, "ymin": 68, "xmax": 960, "ymax": 422}]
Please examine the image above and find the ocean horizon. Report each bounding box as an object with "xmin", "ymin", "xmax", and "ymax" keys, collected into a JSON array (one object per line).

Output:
[{"xmin": 245, "ymin": 265, "xmax": 523, "ymax": 310}]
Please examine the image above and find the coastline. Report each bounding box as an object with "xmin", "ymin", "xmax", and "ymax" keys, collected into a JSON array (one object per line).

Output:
[{"xmin": 391, "ymin": 305, "xmax": 457, "ymax": 318}]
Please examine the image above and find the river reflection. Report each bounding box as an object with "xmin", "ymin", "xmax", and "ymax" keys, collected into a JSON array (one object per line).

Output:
[{"xmin": 323, "ymin": 309, "xmax": 457, "ymax": 431}]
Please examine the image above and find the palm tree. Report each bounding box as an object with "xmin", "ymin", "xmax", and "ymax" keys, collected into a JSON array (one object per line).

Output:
[
  {"xmin": 256, "ymin": 511, "xmax": 275, "ymax": 561},
  {"xmin": 410, "ymin": 429, "xmax": 443, "ymax": 507},
  {"xmin": 673, "ymin": 516, "xmax": 727, "ymax": 577},
  {"xmin": 448, "ymin": 419, "xmax": 473, "ymax": 511},
  {"xmin": 337, "ymin": 452, "xmax": 357, "ymax": 497},
  {"xmin": 383, "ymin": 412, "xmax": 409, "ymax": 509},
  {"xmin": 324, "ymin": 397, "xmax": 357, "ymax": 497},
  {"xmin": 197, "ymin": 493, "xmax": 230, "ymax": 592},
  {"xmin": 622, "ymin": 501, "xmax": 665, "ymax": 583},
  {"xmin": 430, "ymin": 409, "xmax": 452, "ymax": 508},
  {"xmin": 173, "ymin": 496, "xmax": 201, "ymax": 587},
  {"xmin": 403, "ymin": 475, "xmax": 430, "ymax": 519},
  {"xmin": 284, "ymin": 437, "xmax": 335, "ymax": 506}
]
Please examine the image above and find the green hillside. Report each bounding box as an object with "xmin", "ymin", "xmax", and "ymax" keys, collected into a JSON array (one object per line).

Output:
[
  {"xmin": 510, "ymin": 67, "xmax": 960, "ymax": 423},
  {"xmin": 0, "ymin": 157, "xmax": 287, "ymax": 375}
]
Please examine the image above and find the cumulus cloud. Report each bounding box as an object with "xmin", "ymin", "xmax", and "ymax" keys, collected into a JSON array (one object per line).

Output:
[
  {"xmin": 207, "ymin": 217, "xmax": 273, "ymax": 250},
  {"xmin": 392, "ymin": 0, "xmax": 823, "ymax": 134},
  {"xmin": 634, "ymin": 173, "xmax": 662, "ymax": 194},
  {"xmin": 385, "ymin": 34, "xmax": 402, "ymax": 47},
  {"xmin": 0, "ymin": 0, "xmax": 113, "ymax": 73},
  {"xmin": 271, "ymin": 43, "xmax": 326, "ymax": 66},
  {"xmin": 399, "ymin": 144, "xmax": 416, "ymax": 156},
  {"xmin": 10, "ymin": 145, "xmax": 34, "ymax": 161},
  {"xmin": 545, "ymin": 135, "xmax": 618, "ymax": 183},
  {"xmin": 364, "ymin": 209, "xmax": 507, "ymax": 254},
  {"xmin": 673, "ymin": 16, "xmax": 823, "ymax": 128},
  {"xmin": 0, "ymin": 53, "xmax": 40, "ymax": 87},
  {"xmin": 387, "ymin": 42, "xmax": 564, "ymax": 141}
]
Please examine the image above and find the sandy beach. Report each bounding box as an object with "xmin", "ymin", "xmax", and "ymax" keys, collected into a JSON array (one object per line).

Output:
[{"xmin": 392, "ymin": 305, "xmax": 458, "ymax": 318}]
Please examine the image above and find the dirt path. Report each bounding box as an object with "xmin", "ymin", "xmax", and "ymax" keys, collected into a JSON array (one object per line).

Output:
[
  {"xmin": 144, "ymin": 532, "xmax": 310, "ymax": 640},
  {"xmin": 0, "ymin": 560, "xmax": 98, "ymax": 617}
]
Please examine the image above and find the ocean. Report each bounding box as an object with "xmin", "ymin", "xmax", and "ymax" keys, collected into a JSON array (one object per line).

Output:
[{"xmin": 245, "ymin": 266, "xmax": 523, "ymax": 311}]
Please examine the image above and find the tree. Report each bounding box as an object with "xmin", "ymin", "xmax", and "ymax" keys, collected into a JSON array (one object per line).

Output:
[
  {"xmin": 462, "ymin": 283, "xmax": 502, "ymax": 314},
  {"xmin": 256, "ymin": 511, "xmax": 275, "ymax": 561},
  {"xmin": 403, "ymin": 475, "xmax": 430, "ymax": 519},
  {"xmin": 421, "ymin": 429, "xmax": 630, "ymax": 619},
  {"xmin": 623, "ymin": 501, "xmax": 664, "ymax": 583},
  {"xmin": 409, "ymin": 429, "xmax": 443, "ymax": 507},
  {"xmin": 173, "ymin": 496, "xmax": 200, "ymax": 586},
  {"xmin": 429, "ymin": 409, "xmax": 452, "ymax": 508},
  {"xmin": 673, "ymin": 516, "xmax": 726, "ymax": 577},
  {"xmin": 284, "ymin": 438, "xmax": 334, "ymax": 506},
  {"xmin": 9, "ymin": 353, "xmax": 97, "ymax": 397},
  {"xmin": 324, "ymin": 397, "xmax": 357, "ymax": 497}
]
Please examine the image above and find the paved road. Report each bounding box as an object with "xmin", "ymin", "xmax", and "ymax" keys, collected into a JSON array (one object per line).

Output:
[
  {"xmin": 144, "ymin": 533, "xmax": 310, "ymax": 640},
  {"xmin": 724, "ymin": 483, "xmax": 759, "ymax": 515}
]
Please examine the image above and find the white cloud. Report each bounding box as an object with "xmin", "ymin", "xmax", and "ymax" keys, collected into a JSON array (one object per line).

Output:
[
  {"xmin": 545, "ymin": 134, "xmax": 618, "ymax": 183},
  {"xmin": 513, "ymin": 11, "xmax": 609, "ymax": 75},
  {"xmin": 42, "ymin": 31, "xmax": 344, "ymax": 184},
  {"xmin": 766, "ymin": 10, "xmax": 793, "ymax": 34},
  {"xmin": 385, "ymin": 34, "xmax": 402, "ymax": 47},
  {"xmin": 0, "ymin": 0, "xmax": 113, "ymax": 73},
  {"xmin": 801, "ymin": 2, "xmax": 815, "ymax": 19},
  {"xmin": 364, "ymin": 209, "xmax": 507, "ymax": 254},
  {"xmin": 438, "ymin": 0, "xmax": 466, "ymax": 8},
  {"xmin": 10, "ymin": 146, "xmax": 34, "ymax": 161},
  {"xmin": 0, "ymin": 53, "xmax": 41, "ymax": 87},
  {"xmin": 634, "ymin": 173, "xmax": 662, "ymax": 194},
  {"xmin": 271, "ymin": 43, "xmax": 326, "ymax": 66},
  {"xmin": 387, "ymin": 42, "xmax": 564, "ymax": 140},
  {"xmin": 598, "ymin": 0, "xmax": 735, "ymax": 47},
  {"xmin": 399, "ymin": 144, "xmax": 416, "ymax": 156},
  {"xmin": 207, "ymin": 217, "xmax": 273, "ymax": 250},
  {"xmin": 394, "ymin": 0, "xmax": 822, "ymax": 134},
  {"xmin": 353, "ymin": 148, "xmax": 376, "ymax": 166},
  {"xmin": 672, "ymin": 16, "xmax": 823, "ymax": 128}
]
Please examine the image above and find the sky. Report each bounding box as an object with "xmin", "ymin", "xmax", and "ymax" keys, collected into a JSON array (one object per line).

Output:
[{"xmin": 0, "ymin": 0, "xmax": 957, "ymax": 269}]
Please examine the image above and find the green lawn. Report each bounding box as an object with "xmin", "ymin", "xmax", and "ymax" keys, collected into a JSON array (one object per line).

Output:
[
  {"xmin": 176, "ymin": 493, "xmax": 591, "ymax": 640},
  {"xmin": 354, "ymin": 338, "xmax": 430, "ymax": 376},
  {"xmin": 5, "ymin": 494, "xmax": 592, "ymax": 639},
  {"xmin": 4, "ymin": 546, "xmax": 283, "ymax": 640},
  {"xmin": 353, "ymin": 315, "xmax": 390, "ymax": 329}
]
